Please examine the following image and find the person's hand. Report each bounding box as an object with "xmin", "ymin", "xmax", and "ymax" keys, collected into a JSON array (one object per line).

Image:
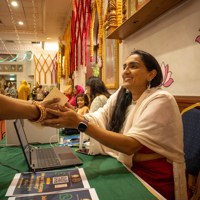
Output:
[
  {"xmin": 39, "ymin": 98, "xmax": 61, "ymax": 119},
  {"xmin": 64, "ymin": 101, "xmax": 75, "ymax": 110},
  {"xmin": 41, "ymin": 106, "xmax": 81, "ymax": 129},
  {"xmin": 40, "ymin": 97, "xmax": 60, "ymax": 109}
]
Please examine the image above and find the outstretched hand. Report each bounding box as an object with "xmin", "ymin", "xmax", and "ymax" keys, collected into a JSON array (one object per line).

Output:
[
  {"xmin": 41, "ymin": 105, "xmax": 80, "ymax": 129},
  {"xmin": 38, "ymin": 98, "xmax": 61, "ymax": 120}
]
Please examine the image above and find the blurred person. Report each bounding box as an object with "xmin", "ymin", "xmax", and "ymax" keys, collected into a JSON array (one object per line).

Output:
[
  {"xmin": 18, "ymin": 80, "xmax": 30, "ymax": 100},
  {"xmin": 75, "ymin": 93, "xmax": 90, "ymax": 115},
  {"xmin": 86, "ymin": 76, "xmax": 110, "ymax": 113},
  {"xmin": 36, "ymin": 85, "xmax": 44, "ymax": 101},
  {"xmin": 68, "ymin": 85, "xmax": 84, "ymax": 107},
  {"xmin": 9, "ymin": 82, "xmax": 18, "ymax": 98}
]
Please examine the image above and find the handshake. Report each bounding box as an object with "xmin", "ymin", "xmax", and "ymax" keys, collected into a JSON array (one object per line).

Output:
[{"xmin": 31, "ymin": 87, "xmax": 75, "ymax": 129}]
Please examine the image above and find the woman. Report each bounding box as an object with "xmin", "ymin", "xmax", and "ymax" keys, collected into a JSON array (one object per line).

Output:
[
  {"xmin": 42, "ymin": 50, "xmax": 187, "ymax": 200},
  {"xmin": 68, "ymin": 85, "xmax": 84, "ymax": 107},
  {"xmin": 18, "ymin": 80, "xmax": 30, "ymax": 100},
  {"xmin": 86, "ymin": 76, "xmax": 110, "ymax": 113}
]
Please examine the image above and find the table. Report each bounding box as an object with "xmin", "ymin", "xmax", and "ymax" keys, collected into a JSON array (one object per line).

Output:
[{"xmin": 0, "ymin": 144, "xmax": 164, "ymax": 200}]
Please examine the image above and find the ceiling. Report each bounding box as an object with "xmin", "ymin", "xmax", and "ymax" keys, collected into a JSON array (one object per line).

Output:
[{"xmin": 0, "ymin": 0, "xmax": 72, "ymax": 53}]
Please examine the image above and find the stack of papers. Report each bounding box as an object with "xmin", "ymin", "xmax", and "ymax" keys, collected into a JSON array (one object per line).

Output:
[{"xmin": 6, "ymin": 168, "xmax": 99, "ymax": 200}]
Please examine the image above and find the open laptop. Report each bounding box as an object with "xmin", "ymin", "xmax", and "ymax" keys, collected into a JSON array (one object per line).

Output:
[
  {"xmin": 13, "ymin": 119, "xmax": 83, "ymax": 172},
  {"xmin": 6, "ymin": 119, "xmax": 59, "ymax": 145}
]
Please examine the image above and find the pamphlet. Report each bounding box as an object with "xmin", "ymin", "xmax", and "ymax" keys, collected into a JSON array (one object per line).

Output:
[
  {"xmin": 7, "ymin": 188, "xmax": 99, "ymax": 200},
  {"xmin": 6, "ymin": 168, "xmax": 90, "ymax": 197},
  {"xmin": 43, "ymin": 87, "xmax": 68, "ymax": 106}
]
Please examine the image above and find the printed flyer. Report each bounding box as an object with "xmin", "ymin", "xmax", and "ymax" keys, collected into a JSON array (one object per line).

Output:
[
  {"xmin": 6, "ymin": 168, "xmax": 90, "ymax": 197},
  {"xmin": 8, "ymin": 188, "xmax": 99, "ymax": 200}
]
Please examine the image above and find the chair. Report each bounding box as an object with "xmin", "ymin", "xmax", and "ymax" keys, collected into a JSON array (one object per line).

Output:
[{"xmin": 181, "ymin": 103, "xmax": 200, "ymax": 200}]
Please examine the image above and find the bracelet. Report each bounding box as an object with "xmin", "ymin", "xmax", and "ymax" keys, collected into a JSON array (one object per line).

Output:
[{"xmin": 30, "ymin": 101, "xmax": 47, "ymax": 123}]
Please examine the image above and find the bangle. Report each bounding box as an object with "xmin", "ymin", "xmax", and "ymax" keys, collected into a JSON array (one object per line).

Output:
[{"xmin": 30, "ymin": 101, "xmax": 47, "ymax": 123}]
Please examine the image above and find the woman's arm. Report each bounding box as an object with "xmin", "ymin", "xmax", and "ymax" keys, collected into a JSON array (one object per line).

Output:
[
  {"xmin": 0, "ymin": 94, "xmax": 60, "ymax": 121},
  {"xmin": 0, "ymin": 94, "xmax": 39, "ymax": 120},
  {"xmin": 41, "ymin": 107, "xmax": 142, "ymax": 155}
]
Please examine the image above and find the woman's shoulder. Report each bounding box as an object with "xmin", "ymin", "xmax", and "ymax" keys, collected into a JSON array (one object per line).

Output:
[
  {"xmin": 96, "ymin": 94, "xmax": 108, "ymax": 100},
  {"xmin": 153, "ymin": 88, "xmax": 175, "ymax": 101}
]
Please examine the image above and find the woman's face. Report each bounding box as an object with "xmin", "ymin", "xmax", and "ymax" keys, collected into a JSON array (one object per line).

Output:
[{"xmin": 122, "ymin": 54, "xmax": 156, "ymax": 94}]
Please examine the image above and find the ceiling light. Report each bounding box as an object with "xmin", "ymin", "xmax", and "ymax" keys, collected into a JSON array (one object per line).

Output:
[
  {"xmin": 46, "ymin": 37, "xmax": 52, "ymax": 40},
  {"xmin": 18, "ymin": 21, "xmax": 24, "ymax": 25},
  {"xmin": 11, "ymin": 1, "xmax": 18, "ymax": 7}
]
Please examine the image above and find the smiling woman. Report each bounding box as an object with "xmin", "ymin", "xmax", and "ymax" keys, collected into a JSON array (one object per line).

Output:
[{"xmin": 41, "ymin": 50, "xmax": 187, "ymax": 200}]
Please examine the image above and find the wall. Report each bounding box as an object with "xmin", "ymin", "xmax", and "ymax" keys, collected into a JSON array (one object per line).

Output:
[
  {"xmin": 0, "ymin": 60, "xmax": 34, "ymax": 89},
  {"xmin": 119, "ymin": 0, "xmax": 200, "ymax": 96}
]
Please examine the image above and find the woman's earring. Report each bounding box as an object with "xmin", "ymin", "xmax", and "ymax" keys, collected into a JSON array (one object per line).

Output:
[{"xmin": 147, "ymin": 81, "xmax": 151, "ymax": 92}]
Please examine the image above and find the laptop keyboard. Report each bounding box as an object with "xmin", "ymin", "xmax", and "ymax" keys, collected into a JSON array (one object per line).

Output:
[{"xmin": 36, "ymin": 148, "xmax": 61, "ymax": 168}]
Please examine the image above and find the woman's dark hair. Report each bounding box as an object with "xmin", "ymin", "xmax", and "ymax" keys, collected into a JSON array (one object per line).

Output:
[
  {"xmin": 86, "ymin": 76, "xmax": 110, "ymax": 102},
  {"xmin": 108, "ymin": 50, "xmax": 163, "ymax": 132},
  {"xmin": 76, "ymin": 93, "xmax": 90, "ymax": 107}
]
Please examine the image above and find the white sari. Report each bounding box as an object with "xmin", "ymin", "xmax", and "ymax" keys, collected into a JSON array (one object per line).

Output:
[{"xmin": 84, "ymin": 87, "xmax": 187, "ymax": 200}]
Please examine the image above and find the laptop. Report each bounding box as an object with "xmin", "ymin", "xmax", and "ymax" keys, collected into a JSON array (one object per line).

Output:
[
  {"xmin": 13, "ymin": 119, "xmax": 83, "ymax": 172},
  {"xmin": 6, "ymin": 119, "xmax": 59, "ymax": 145}
]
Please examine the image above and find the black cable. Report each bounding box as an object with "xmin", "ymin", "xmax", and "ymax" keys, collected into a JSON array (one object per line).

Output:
[{"xmin": 0, "ymin": 161, "xmax": 20, "ymax": 172}]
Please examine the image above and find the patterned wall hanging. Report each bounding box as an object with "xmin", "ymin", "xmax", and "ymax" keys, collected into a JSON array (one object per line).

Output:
[{"xmin": 34, "ymin": 54, "xmax": 57, "ymax": 85}]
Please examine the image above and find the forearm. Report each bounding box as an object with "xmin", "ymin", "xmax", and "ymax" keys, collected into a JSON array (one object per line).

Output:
[
  {"xmin": 0, "ymin": 95, "xmax": 39, "ymax": 120},
  {"xmin": 82, "ymin": 118, "xmax": 142, "ymax": 155}
]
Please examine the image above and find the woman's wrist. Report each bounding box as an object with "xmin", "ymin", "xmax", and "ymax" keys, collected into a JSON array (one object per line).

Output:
[{"xmin": 29, "ymin": 101, "xmax": 47, "ymax": 123}]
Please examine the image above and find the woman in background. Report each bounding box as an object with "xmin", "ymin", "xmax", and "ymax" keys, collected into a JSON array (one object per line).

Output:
[
  {"xmin": 68, "ymin": 85, "xmax": 84, "ymax": 107},
  {"xmin": 18, "ymin": 80, "xmax": 30, "ymax": 100},
  {"xmin": 86, "ymin": 76, "xmax": 110, "ymax": 113}
]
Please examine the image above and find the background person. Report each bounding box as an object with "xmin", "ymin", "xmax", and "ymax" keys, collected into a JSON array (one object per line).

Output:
[
  {"xmin": 68, "ymin": 85, "xmax": 84, "ymax": 107},
  {"xmin": 18, "ymin": 80, "xmax": 30, "ymax": 100},
  {"xmin": 42, "ymin": 50, "xmax": 187, "ymax": 200},
  {"xmin": 85, "ymin": 76, "xmax": 110, "ymax": 113},
  {"xmin": 75, "ymin": 93, "xmax": 90, "ymax": 115}
]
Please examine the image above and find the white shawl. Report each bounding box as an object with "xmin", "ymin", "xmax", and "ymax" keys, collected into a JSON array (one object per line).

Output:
[{"xmin": 84, "ymin": 87, "xmax": 187, "ymax": 200}]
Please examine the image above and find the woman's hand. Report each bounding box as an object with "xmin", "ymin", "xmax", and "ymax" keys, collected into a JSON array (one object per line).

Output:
[
  {"xmin": 39, "ymin": 98, "xmax": 61, "ymax": 119},
  {"xmin": 64, "ymin": 101, "xmax": 75, "ymax": 110},
  {"xmin": 41, "ymin": 106, "xmax": 81, "ymax": 129},
  {"xmin": 41, "ymin": 98, "xmax": 60, "ymax": 109}
]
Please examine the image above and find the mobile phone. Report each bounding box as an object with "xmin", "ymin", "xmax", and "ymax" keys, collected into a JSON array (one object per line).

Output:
[{"xmin": 76, "ymin": 148, "xmax": 89, "ymax": 155}]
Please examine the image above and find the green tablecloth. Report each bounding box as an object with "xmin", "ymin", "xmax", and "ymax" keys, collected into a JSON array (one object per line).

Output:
[{"xmin": 0, "ymin": 145, "xmax": 159, "ymax": 200}]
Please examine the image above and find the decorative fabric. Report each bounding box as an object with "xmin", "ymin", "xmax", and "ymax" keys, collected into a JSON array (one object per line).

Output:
[
  {"xmin": 70, "ymin": 0, "xmax": 91, "ymax": 72},
  {"xmin": 34, "ymin": 54, "xmax": 57, "ymax": 85}
]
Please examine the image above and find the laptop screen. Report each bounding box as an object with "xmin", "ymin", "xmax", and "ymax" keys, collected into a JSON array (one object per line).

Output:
[{"xmin": 14, "ymin": 119, "xmax": 31, "ymax": 166}]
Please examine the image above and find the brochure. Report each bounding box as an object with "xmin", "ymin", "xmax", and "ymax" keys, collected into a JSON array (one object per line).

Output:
[
  {"xmin": 43, "ymin": 87, "xmax": 68, "ymax": 106},
  {"xmin": 6, "ymin": 168, "xmax": 90, "ymax": 197},
  {"xmin": 7, "ymin": 188, "xmax": 99, "ymax": 200}
]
